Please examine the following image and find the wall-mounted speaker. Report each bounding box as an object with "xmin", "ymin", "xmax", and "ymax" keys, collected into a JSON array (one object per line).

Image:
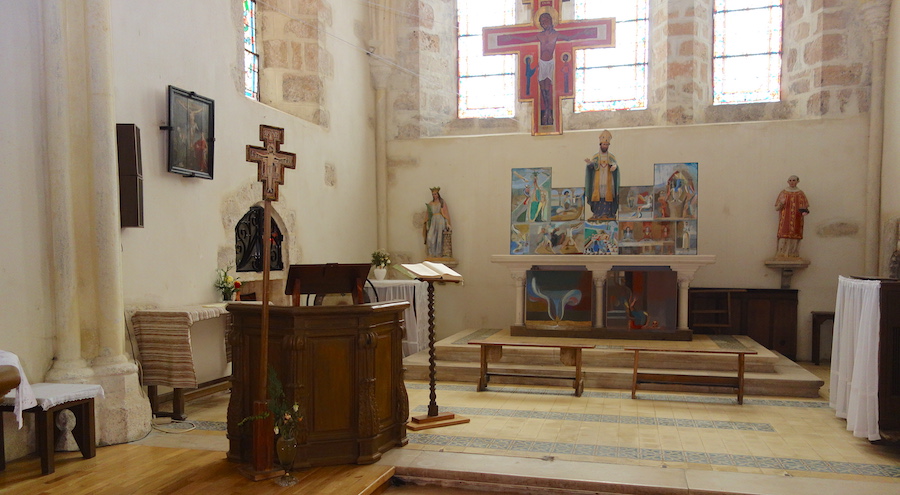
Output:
[{"xmin": 116, "ymin": 123, "xmax": 144, "ymax": 228}]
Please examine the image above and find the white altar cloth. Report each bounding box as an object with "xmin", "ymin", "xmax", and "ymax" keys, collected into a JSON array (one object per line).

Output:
[
  {"xmin": 366, "ymin": 280, "xmax": 428, "ymax": 356},
  {"xmin": 830, "ymin": 276, "xmax": 881, "ymax": 440},
  {"xmin": 0, "ymin": 350, "xmax": 36, "ymax": 428}
]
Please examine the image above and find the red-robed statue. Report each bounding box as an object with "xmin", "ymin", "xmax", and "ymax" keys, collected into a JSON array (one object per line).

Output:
[{"xmin": 774, "ymin": 175, "xmax": 810, "ymax": 259}]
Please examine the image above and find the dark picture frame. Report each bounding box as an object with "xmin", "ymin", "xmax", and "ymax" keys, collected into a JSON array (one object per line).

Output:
[{"xmin": 163, "ymin": 85, "xmax": 214, "ymax": 179}]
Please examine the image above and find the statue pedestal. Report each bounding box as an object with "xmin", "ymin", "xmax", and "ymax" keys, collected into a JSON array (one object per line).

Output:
[{"xmin": 764, "ymin": 258, "xmax": 810, "ymax": 289}]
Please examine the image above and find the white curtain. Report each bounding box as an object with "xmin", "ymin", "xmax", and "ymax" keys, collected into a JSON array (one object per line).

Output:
[{"xmin": 830, "ymin": 276, "xmax": 882, "ymax": 441}]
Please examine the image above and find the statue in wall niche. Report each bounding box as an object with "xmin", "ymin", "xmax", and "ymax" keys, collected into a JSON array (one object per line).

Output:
[
  {"xmin": 424, "ymin": 187, "xmax": 453, "ymax": 260},
  {"xmin": 584, "ymin": 130, "xmax": 619, "ymax": 221},
  {"xmin": 774, "ymin": 175, "xmax": 810, "ymax": 259}
]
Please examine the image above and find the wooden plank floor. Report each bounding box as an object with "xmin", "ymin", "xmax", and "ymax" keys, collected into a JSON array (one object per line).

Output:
[{"xmin": 0, "ymin": 444, "xmax": 394, "ymax": 494}]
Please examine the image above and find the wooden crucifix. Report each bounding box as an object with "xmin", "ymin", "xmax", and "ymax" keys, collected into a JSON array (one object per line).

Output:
[
  {"xmin": 483, "ymin": 0, "xmax": 614, "ymax": 135},
  {"xmin": 242, "ymin": 124, "xmax": 296, "ymax": 480}
]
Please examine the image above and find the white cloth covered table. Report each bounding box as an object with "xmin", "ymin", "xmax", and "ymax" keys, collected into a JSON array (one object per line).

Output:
[
  {"xmin": 3, "ymin": 383, "xmax": 104, "ymax": 410},
  {"xmin": 0, "ymin": 350, "xmax": 36, "ymax": 428},
  {"xmin": 365, "ymin": 280, "xmax": 429, "ymax": 356},
  {"xmin": 830, "ymin": 276, "xmax": 881, "ymax": 440}
]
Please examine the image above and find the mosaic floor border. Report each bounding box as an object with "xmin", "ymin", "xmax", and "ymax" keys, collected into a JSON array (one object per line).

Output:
[
  {"xmin": 405, "ymin": 431, "xmax": 900, "ymax": 479},
  {"xmin": 405, "ymin": 382, "xmax": 831, "ymax": 408}
]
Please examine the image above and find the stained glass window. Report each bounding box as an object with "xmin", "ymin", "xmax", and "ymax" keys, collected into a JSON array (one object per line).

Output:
[
  {"xmin": 713, "ymin": 0, "xmax": 782, "ymax": 104},
  {"xmin": 457, "ymin": 0, "xmax": 516, "ymax": 119},
  {"xmin": 243, "ymin": 0, "xmax": 259, "ymax": 101},
  {"xmin": 574, "ymin": 0, "xmax": 649, "ymax": 111}
]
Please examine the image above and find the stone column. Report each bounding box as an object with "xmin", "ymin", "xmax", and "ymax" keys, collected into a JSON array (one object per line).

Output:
[
  {"xmin": 42, "ymin": 0, "xmax": 93, "ymax": 383},
  {"xmin": 368, "ymin": 0, "xmax": 397, "ymax": 251},
  {"xmin": 512, "ymin": 272, "xmax": 526, "ymax": 326},
  {"xmin": 371, "ymin": 61, "xmax": 391, "ymax": 250},
  {"xmin": 592, "ymin": 271, "xmax": 607, "ymax": 327},
  {"xmin": 676, "ymin": 276, "xmax": 692, "ymax": 331},
  {"xmin": 861, "ymin": 0, "xmax": 891, "ymax": 275},
  {"xmin": 85, "ymin": 0, "xmax": 151, "ymax": 444}
]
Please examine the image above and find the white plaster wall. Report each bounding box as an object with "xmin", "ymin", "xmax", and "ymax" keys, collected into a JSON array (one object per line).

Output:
[
  {"xmin": 0, "ymin": 1, "xmax": 56, "ymax": 378},
  {"xmin": 110, "ymin": 0, "xmax": 377, "ymax": 311},
  {"xmin": 0, "ymin": 0, "xmax": 56, "ymax": 459},
  {"xmin": 387, "ymin": 118, "xmax": 868, "ymax": 361}
]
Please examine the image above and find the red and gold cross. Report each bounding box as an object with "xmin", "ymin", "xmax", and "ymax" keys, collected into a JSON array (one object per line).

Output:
[
  {"xmin": 483, "ymin": 0, "xmax": 614, "ymax": 135},
  {"xmin": 246, "ymin": 125, "xmax": 297, "ymax": 201}
]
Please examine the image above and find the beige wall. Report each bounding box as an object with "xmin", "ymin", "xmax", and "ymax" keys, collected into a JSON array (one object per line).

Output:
[{"xmin": 385, "ymin": 118, "xmax": 868, "ymax": 360}]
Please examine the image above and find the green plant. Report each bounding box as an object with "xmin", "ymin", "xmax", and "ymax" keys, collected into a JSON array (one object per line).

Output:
[
  {"xmin": 371, "ymin": 249, "xmax": 391, "ymax": 268},
  {"xmin": 238, "ymin": 367, "xmax": 302, "ymax": 439}
]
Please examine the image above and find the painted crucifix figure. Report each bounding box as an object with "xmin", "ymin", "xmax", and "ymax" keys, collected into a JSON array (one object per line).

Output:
[
  {"xmin": 246, "ymin": 125, "xmax": 297, "ymax": 201},
  {"xmin": 243, "ymin": 124, "xmax": 296, "ymax": 478},
  {"xmin": 483, "ymin": 0, "xmax": 614, "ymax": 135}
]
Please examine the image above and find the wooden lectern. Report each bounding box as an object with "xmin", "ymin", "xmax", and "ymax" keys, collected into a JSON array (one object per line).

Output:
[{"xmin": 285, "ymin": 263, "xmax": 371, "ymax": 306}]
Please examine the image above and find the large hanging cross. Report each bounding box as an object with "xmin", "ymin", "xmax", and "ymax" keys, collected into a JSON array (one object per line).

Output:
[
  {"xmin": 483, "ymin": 0, "xmax": 614, "ymax": 135},
  {"xmin": 247, "ymin": 125, "xmax": 297, "ymax": 201},
  {"xmin": 242, "ymin": 124, "xmax": 296, "ymax": 479}
]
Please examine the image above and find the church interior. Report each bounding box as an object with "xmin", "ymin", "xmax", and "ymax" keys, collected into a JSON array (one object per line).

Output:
[{"xmin": 2, "ymin": 0, "xmax": 900, "ymax": 493}]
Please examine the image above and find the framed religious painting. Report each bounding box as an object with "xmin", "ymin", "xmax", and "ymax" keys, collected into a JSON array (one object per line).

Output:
[{"xmin": 163, "ymin": 85, "xmax": 215, "ymax": 179}]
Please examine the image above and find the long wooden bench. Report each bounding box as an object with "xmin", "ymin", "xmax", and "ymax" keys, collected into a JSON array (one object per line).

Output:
[
  {"xmin": 468, "ymin": 341, "xmax": 595, "ymax": 396},
  {"xmin": 625, "ymin": 347, "xmax": 757, "ymax": 404}
]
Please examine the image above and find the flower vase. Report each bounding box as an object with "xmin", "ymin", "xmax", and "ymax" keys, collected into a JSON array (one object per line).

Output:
[
  {"xmin": 373, "ymin": 266, "xmax": 387, "ymax": 280},
  {"xmin": 274, "ymin": 435, "xmax": 298, "ymax": 486},
  {"xmin": 222, "ymin": 291, "xmax": 232, "ymax": 302}
]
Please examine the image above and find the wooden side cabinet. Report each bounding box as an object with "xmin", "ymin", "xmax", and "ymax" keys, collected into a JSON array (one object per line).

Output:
[
  {"xmin": 878, "ymin": 280, "xmax": 900, "ymax": 436},
  {"xmin": 689, "ymin": 288, "xmax": 798, "ymax": 360}
]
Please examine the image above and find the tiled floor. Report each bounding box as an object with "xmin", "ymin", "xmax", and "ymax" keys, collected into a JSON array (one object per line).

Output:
[{"xmin": 137, "ymin": 363, "xmax": 900, "ymax": 493}]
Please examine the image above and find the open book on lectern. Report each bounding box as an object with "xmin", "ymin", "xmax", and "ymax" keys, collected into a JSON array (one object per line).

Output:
[{"xmin": 396, "ymin": 261, "xmax": 463, "ymax": 282}]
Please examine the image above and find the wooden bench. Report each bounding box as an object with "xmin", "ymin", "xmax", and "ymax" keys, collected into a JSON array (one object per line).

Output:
[
  {"xmin": 468, "ymin": 341, "xmax": 595, "ymax": 397},
  {"xmin": 625, "ymin": 347, "xmax": 756, "ymax": 404}
]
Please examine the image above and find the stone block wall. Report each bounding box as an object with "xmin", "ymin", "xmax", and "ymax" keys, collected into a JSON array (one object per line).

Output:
[
  {"xmin": 388, "ymin": 0, "xmax": 874, "ymax": 139},
  {"xmin": 258, "ymin": 0, "xmax": 334, "ymax": 128}
]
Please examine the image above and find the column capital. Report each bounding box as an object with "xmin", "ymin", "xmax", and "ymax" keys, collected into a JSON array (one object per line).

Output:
[{"xmin": 861, "ymin": 0, "xmax": 891, "ymax": 41}]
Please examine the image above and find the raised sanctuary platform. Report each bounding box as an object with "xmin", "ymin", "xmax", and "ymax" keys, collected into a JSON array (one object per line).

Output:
[{"xmin": 404, "ymin": 328, "xmax": 823, "ymax": 398}]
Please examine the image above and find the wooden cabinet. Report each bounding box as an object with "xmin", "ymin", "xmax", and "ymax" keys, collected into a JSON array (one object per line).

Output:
[
  {"xmin": 689, "ymin": 288, "xmax": 798, "ymax": 360},
  {"xmin": 225, "ymin": 301, "xmax": 409, "ymax": 467},
  {"xmin": 878, "ymin": 281, "xmax": 900, "ymax": 436}
]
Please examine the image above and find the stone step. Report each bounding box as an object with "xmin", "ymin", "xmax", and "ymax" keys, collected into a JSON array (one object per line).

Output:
[{"xmin": 405, "ymin": 329, "xmax": 824, "ymax": 398}]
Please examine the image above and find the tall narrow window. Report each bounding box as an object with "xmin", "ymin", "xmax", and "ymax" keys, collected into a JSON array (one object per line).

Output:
[
  {"xmin": 713, "ymin": 0, "xmax": 782, "ymax": 104},
  {"xmin": 243, "ymin": 0, "xmax": 260, "ymax": 101},
  {"xmin": 457, "ymin": 0, "xmax": 516, "ymax": 118},
  {"xmin": 573, "ymin": 0, "xmax": 649, "ymax": 111}
]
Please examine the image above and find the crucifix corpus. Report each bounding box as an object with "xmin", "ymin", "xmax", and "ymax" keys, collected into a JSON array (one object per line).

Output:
[
  {"xmin": 241, "ymin": 124, "xmax": 296, "ymax": 481},
  {"xmin": 483, "ymin": 0, "xmax": 614, "ymax": 136}
]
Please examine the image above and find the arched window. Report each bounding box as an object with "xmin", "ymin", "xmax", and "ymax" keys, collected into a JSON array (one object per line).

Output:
[
  {"xmin": 713, "ymin": 0, "xmax": 783, "ymax": 104},
  {"xmin": 573, "ymin": 0, "xmax": 649, "ymax": 111},
  {"xmin": 243, "ymin": 0, "xmax": 260, "ymax": 101},
  {"xmin": 457, "ymin": 0, "xmax": 516, "ymax": 118}
]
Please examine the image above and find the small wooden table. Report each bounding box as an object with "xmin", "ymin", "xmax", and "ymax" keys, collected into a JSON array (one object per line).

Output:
[
  {"xmin": 1, "ymin": 383, "xmax": 103, "ymax": 475},
  {"xmin": 811, "ymin": 311, "xmax": 835, "ymax": 366},
  {"xmin": 626, "ymin": 347, "xmax": 756, "ymax": 404},
  {"xmin": 468, "ymin": 341, "xmax": 595, "ymax": 397}
]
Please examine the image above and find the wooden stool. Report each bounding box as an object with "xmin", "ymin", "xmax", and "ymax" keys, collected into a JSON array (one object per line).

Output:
[
  {"xmin": 811, "ymin": 311, "xmax": 835, "ymax": 366},
  {"xmin": 1, "ymin": 383, "xmax": 103, "ymax": 475}
]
